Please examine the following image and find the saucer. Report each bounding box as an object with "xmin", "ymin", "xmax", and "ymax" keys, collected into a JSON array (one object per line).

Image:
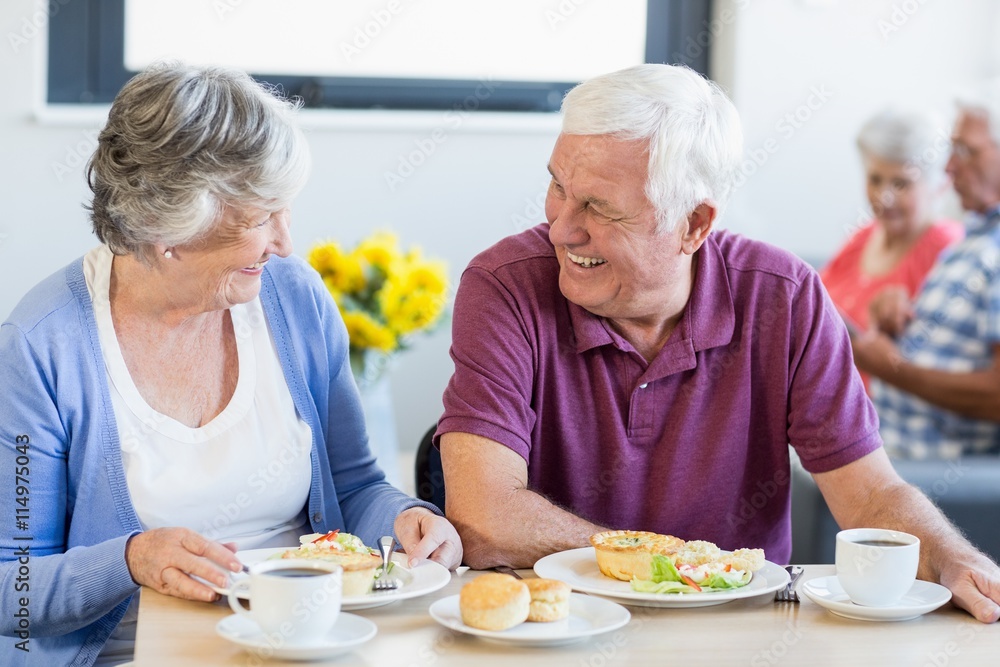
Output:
[
  {"xmin": 802, "ymin": 576, "xmax": 952, "ymax": 622},
  {"xmin": 215, "ymin": 612, "xmax": 376, "ymax": 660}
]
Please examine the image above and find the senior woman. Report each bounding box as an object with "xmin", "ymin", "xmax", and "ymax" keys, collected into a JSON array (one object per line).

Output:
[
  {"xmin": 820, "ymin": 109, "xmax": 963, "ymax": 388},
  {"xmin": 0, "ymin": 63, "xmax": 461, "ymax": 666}
]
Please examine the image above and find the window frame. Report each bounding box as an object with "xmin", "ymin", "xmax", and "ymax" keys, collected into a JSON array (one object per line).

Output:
[{"xmin": 47, "ymin": 0, "xmax": 713, "ymax": 111}]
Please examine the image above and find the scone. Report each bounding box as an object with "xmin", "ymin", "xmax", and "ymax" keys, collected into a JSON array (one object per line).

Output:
[
  {"xmin": 460, "ymin": 573, "xmax": 530, "ymax": 631},
  {"xmin": 525, "ymin": 578, "xmax": 570, "ymax": 622},
  {"xmin": 590, "ymin": 530, "xmax": 685, "ymax": 581}
]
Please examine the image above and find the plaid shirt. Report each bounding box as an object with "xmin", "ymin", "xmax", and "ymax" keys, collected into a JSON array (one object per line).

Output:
[{"xmin": 872, "ymin": 209, "xmax": 1000, "ymax": 459}]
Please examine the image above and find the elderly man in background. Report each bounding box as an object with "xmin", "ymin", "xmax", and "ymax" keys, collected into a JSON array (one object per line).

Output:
[
  {"xmin": 853, "ymin": 85, "xmax": 1000, "ymax": 460},
  {"xmin": 436, "ymin": 63, "xmax": 1000, "ymax": 623}
]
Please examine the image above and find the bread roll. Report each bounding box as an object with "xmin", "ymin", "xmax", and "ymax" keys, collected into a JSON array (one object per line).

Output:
[
  {"xmin": 525, "ymin": 578, "xmax": 570, "ymax": 622},
  {"xmin": 459, "ymin": 573, "xmax": 530, "ymax": 631}
]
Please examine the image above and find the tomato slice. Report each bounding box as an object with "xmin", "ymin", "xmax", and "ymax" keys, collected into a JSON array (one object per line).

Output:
[
  {"xmin": 312, "ymin": 530, "xmax": 340, "ymax": 544},
  {"xmin": 680, "ymin": 574, "xmax": 702, "ymax": 592}
]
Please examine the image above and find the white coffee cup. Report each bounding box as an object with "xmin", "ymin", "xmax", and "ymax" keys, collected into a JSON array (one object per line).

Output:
[
  {"xmin": 228, "ymin": 559, "xmax": 343, "ymax": 646},
  {"xmin": 835, "ymin": 528, "xmax": 919, "ymax": 607}
]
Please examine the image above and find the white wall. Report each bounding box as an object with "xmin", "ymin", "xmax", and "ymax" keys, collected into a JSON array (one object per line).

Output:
[
  {"xmin": 713, "ymin": 0, "xmax": 1000, "ymax": 263},
  {"xmin": 2, "ymin": 0, "xmax": 999, "ymax": 469}
]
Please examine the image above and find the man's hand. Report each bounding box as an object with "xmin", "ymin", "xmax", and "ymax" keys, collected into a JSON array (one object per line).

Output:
[
  {"xmin": 937, "ymin": 554, "xmax": 1000, "ymax": 623},
  {"xmin": 394, "ymin": 507, "xmax": 463, "ymax": 570},
  {"xmin": 868, "ymin": 285, "xmax": 913, "ymax": 337},
  {"xmin": 125, "ymin": 528, "xmax": 242, "ymax": 602},
  {"xmin": 816, "ymin": 450, "xmax": 1000, "ymax": 623}
]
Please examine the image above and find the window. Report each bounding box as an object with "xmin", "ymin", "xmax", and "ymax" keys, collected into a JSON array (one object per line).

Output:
[{"xmin": 48, "ymin": 0, "xmax": 713, "ymax": 111}]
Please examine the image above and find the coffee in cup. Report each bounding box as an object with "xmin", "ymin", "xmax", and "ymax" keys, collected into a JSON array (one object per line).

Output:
[
  {"xmin": 835, "ymin": 528, "xmax": 919, "ymax": 607},
  {"xmin": 228, "ymin": 559, "xmax": 343, "ymax": 646}
]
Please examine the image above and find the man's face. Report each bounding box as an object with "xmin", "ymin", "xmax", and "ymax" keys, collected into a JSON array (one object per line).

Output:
[
  {"xmin": 545, "ymin": 133, "xmax": 695, "ymax": 327},
  {"xmin": 946, "ymin": 112, "xmax": 1000, "ymax": 213}
]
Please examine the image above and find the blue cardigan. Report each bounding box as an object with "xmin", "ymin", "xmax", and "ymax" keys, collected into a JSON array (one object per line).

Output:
[{"xmin": 0, "ymin": 254, "xmax": 435, "ymax": 666}]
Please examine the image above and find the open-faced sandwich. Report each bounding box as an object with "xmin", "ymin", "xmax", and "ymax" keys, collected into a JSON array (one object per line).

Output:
[
  {"xmin": 273, "ymin": 531, "xmax": 383, "ymax": 596},
  {"xmin": 590, "ymin": 530, "xmax": 765, "ymax": 594}
]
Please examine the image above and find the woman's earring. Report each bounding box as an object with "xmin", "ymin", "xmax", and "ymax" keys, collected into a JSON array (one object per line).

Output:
[{"xmin": 163, "ymin": 249, "xmax": 173, "ymax": 259}]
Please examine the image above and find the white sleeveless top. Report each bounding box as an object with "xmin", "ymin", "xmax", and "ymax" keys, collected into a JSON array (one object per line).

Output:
[{"xmin": 83, "ymin": 245, "xmax": 313, "ymax": 547}]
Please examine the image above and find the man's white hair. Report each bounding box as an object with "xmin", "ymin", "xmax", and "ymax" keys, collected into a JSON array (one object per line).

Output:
[
  {"xmin": 956, "ymin": 77, "xmax": 1000, "ymax": 148},
  {"xmin": 561, "ymin": 64, "xmax": 743, "ymax": 233}
]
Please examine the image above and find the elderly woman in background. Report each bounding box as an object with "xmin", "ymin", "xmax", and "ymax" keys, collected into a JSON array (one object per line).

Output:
[
  {"xmin": 0, "ymin": 63, "xmax": 461, "ymax": 667},
  {"xmin": 820, "ymin": 109, "xmax": 963, "ymax": 387}
]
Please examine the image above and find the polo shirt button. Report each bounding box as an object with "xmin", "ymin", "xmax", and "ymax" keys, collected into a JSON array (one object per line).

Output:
[
  {"xmin": 312, "ymin": 513, "xmax": 322, "ymax": 523},
  {"xmin": 639, "ymin": 383, "xmax": 648, "ymax": 389}
]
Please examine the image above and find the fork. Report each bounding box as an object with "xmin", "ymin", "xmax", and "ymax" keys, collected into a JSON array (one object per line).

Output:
[
  {"xmin": 774, "ymin": 565, "xmax": 804, "ymax": 602},
  {"xmin": 372, "ymin": 535, "xmax": 401, "ymax": 592}
]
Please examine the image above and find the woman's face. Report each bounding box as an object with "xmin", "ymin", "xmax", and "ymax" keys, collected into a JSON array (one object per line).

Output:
[
  {"xmin": 863, "ymin": 155, "xmax": 935, "ymax": 237},
  {"xmin": 167, "ymin": 205, "xmax": 293, "ymax": 312}
]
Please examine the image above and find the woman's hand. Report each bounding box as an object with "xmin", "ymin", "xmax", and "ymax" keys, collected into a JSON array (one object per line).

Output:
[
  {"xmin": 394, "ymin": 507, "xmax": 463, "ymax": 570},
  {"xmin": 125, "ymin": 527, "xmax": 242, "ymax": 602},
  {"xmin": 868, "ymin": 286, "xmax": 914, "ymax": 337}
]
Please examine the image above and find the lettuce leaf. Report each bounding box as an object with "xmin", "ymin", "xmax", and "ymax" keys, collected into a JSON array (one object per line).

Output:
[
  {"xmin": 703, "ymin": 570, "xmax": 752, "ymax": 589},
  {"xmin": 629, "ymin": 554, "xmax": 753, "ymax": 594},
  {"xmin": 649, "ymin": 554, "xmax": 682, "ymax": 583},
  {"xmin": 631, "ymin": 579, "xmax": 697, "ymax": 594}
]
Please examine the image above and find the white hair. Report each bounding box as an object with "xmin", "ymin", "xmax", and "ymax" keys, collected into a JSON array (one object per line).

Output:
[
  {"xmin": 560, "ymin": 64, "xmax": 743, "ymax": 233},
  {"xmin": 856, "ymin": 108, "xmax": 951, "ymax": 185},
  {"xmin": 956, "ymin": 77, "xmax": 1000, "ymax": 148},
  {"xmin": 87, "ymin": 62, "xmax": 311, "ymax": 261}
]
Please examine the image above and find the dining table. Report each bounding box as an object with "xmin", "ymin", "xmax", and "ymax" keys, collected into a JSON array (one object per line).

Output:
[{"xmin": 134, "ymin": 564, "xmax": 998, "ymax": 666}]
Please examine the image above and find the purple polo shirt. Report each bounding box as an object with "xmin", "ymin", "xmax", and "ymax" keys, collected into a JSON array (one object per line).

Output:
[{"xmin": 437, "ymin": 224, "xmax": 881, "ymax": 563}]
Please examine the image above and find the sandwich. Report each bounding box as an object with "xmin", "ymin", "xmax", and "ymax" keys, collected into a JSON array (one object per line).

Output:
[{"xmin": 275, "ymin": 531, "xmax": 382, "ymax": 596}]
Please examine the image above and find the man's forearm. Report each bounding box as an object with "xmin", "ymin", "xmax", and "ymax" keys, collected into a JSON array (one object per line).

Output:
[
  {"xmin": 870, "ymin": 360, "xmax": 1000, "ymax": 421},
  {"xmin": 841, "ymin": 481, "xmax": 989, "ymax": 582},
  {"xmin": 452, "ymin": 487, "xmax": 605, "ymax": 569}
]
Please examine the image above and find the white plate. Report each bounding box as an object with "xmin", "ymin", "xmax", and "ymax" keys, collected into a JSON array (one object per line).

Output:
[
  {"xmin": 533, "ymin": 547, "xmax": 789, "ymax": 608},
  {"xmin": 802, "ymin": 575, "xmax": 952, "ymax": 621},
  {"xmin": 215, "ymin": 548, "xmax": 450, "ymax": 610},
  {"xmin": 428, "ymin": 593, "xmax": 630, "ymax": 647},
  {"xmin": 216, "ymin": 612, "xmax": 376, "ymax": 661}
]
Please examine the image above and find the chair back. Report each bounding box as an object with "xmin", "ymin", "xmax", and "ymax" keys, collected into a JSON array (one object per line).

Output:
[{"xmin": 414, "ymin": 424, "xmax": 446, "ymax": 513}]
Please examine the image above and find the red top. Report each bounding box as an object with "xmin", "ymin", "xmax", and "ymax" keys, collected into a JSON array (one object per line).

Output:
[
  {"xmin": 820, "ymin": 220, "xmax": 963, "ymax": 330},
  {"xmin": 820, "ymin": 219, "xmax": 963, "ymax": 387}
]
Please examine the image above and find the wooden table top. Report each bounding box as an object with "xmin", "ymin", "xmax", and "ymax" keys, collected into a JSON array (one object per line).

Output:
[{"xmin": 134, "ymin": 565, "xmax": 998, "ymax": 666}]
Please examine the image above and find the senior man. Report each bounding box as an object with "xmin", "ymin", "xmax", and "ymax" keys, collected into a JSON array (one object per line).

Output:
[
  {"xmin": 853, "ymin": 86, "xmax": 1000, "ymax": 459},
  {"xmin": 436, "ymin": 64, "xmax": 1000, "ymax": 623}
]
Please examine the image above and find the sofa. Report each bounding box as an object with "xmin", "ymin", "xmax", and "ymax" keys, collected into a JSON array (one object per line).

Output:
[{"xmin": 791, "ymin": 453, "xmax": 1000, "ymax": 564}]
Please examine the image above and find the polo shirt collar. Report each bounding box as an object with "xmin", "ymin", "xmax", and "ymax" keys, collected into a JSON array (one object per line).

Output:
[{"xmin": 567, "ymin": 232, "xmax": 736, "ymax": 357}]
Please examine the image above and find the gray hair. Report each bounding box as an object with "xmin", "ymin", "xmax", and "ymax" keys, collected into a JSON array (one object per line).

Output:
[
  {"xmin": 856, "ymin": 109, "xmax": 950, "ymax": 183},
  {"xmin": 560, "ymin": 64, "xmax": 743, "ymax": 233},
  {"xmin": 956, "ymin": 78, "xmax": 1000, "ymax": 148},
  {"xmin": 87, "ymin": 62, "xmax": 311, "ymax": 260}
]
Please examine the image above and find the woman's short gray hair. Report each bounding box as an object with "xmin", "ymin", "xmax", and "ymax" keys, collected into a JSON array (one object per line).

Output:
[
  {"xmin": 87, "ymin": 62, "xmax": 311, "ymax": 260},
  {"xmin": 856, "ymin": 109, "xmax": 950, "ymax": 182},
  {"xmin": 561, "ymin": 64, "xmax": 743, "ymax": 233}
]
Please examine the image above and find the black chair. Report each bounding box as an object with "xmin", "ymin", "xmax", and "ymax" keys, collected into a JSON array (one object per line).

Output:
[{"xmin": 414, "ymin": 424, "xmax": 446, "ymax": 513}]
